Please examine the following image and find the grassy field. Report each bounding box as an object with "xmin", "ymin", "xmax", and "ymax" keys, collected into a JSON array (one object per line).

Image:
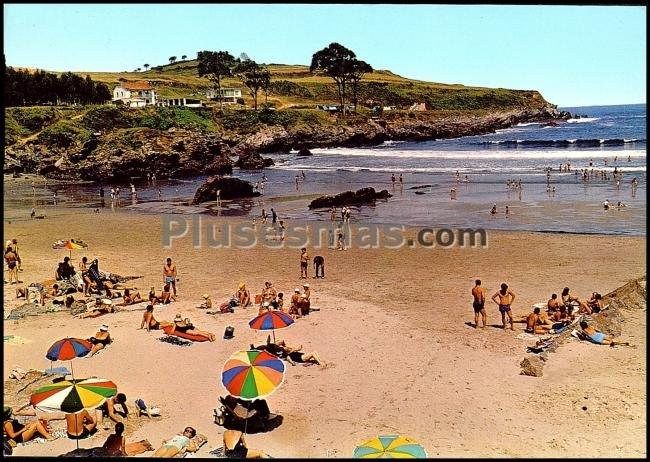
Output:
[{"xmin": 43, "ymin": 60, "xmax": 550, "ymax": 110}]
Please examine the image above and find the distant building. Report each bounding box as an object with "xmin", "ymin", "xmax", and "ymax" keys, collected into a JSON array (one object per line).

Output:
[
  {"xmin": 316, "ymin": 104, "xmax": 354, "ymax": 113},
  {"xmin": 112, "ymin": 81, "xmax": 157, "ymax": 107},
  {"xmin": 156, "ymin": 97, "xmax": 204, "ymax": 108},
  {"xmin": 408, "ymin": 102, "xmax": 427, "ymax": 111},
  {"xmin": 205, "ymin": 88, "xmax": 242, "ymax": 103}
]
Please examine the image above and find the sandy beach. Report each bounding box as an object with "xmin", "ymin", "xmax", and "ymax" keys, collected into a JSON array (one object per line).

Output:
[{"xmin": 3, "ymin": 200, "xmax": 646, "ymax": 458}]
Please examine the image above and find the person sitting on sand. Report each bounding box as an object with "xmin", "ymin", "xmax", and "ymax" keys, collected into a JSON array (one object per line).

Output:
[
  {"xmin": 148, "ymin": 286, "xmax": 157, "ymax": 304},
  {"xmin": 577, "ymin": 292, "xmax": 604, "ymax": 315},
  {"xmin": 95, "ymin": 393, "xmax": 129, "ymax": 428},
  {"xmin": 276, "ymin": 292, "xmax": 284, "ymax": 312},
  {"xmin": 525, "ymin": 308, "xmax": 552, "ymax": 334},
  {"xmin": 547, "ymin": 293, "xmax": 562, "ymax": 312},
  {"xmin": 65, "ymin": 408, "xmax": 97, "ymax": 440},
  {"xmin": 273, "ymin": 340, "xmax": 324, "ymax": 366},
  {"xmin": 55, "ymin": 256, "xmax": 76, "ymax": 281},
  {"xmin": 79, "ymin": 298, "xmax": 116, "ymax": 318},
  {"xmin": 223, "ymin": 429, "xmax": 270, "ymax": 458},
  {"xmin": 86, "ymin": 324, "xmax": 112, "ymax": 357},
  {"xmin": 552, "ymin": 304, "xmax": 573, "ymax": 322},
  {"xmin": 172, "ymin": 314, "xmax": 216, "ymax": 341},
  {"xmin": 140, "ymin": 304, "xmax": 172, "ymax": 332},
  {"xmin": 197, "ymin": 294, "xmax": 212, "ymax": 310},
  {"xmin": 258, "ymin": 301, "xmax": 271, "ymax": 316},
  {"xmin": 116, "ymin": 288, "xmax": 142, "ymax": 306},
  {"xmin": 579, "ymin": 321, "xmax": 630, "ymax": 347},
  {"xmin": 102, "ymin": 422, "xmax": 126, "ymax": 456},
  {"xmin": 561, "ymin": 287, "xmax": 580, "ymax": 308},
  {"xmin": 3, "ymin": 406, "xmax": 56, "ymax": 443},
  {"xmin": 288, "ymin": 288, "xmax": 302, "ymax": 318},
  {"xmin": 237, "ymin": 283, "xmax": 251, "ymax": 308},
  {"xmin": 153, "ymin": 426, "xmax": 199, "ymax": 458},
  {"xmin": 298, "ymin": 284, "xmax": 311, "ymax": 315},
  {"xmin": 161, "ymin": 283, "xmax": 176, "ymax": 304},
  {"xmin": 261, "ymin": 281, "xmax": 277, "ymax": 308}
]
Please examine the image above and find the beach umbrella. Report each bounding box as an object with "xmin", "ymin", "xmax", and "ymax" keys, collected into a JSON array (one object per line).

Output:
[
  {"xmin": 222, "ymin": 350, "xmax": 285, "ymax": 400},
  {"xmin": 248, "ymin": 311, "xmax": 294, "ymax": 342},
  {"xmin": 221, "ymin": 350, "xmax": 285, "ymax": 434},
  {"xmin": 353, "ymin": 435, "xmax": 427, "ymax": 458},
  {"xmin": 45, "ymin": 337, "xmax": 93, "ymax": 380},
  {"xmin": 62, "ymin": 240, "xmax": 86, "ymax": 258},
  {"xmin": 30, "ymin": 377, "xmax": 117, "ymax": 449}
]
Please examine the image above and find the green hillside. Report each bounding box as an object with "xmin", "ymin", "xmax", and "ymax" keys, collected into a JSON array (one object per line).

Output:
[{"xmin": 63, "ymin": 60, "xmax": 550, "ymax": 111}]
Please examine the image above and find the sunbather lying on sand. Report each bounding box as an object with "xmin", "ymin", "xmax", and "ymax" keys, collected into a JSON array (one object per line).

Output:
[
  {"xmin": 115, "ymin": 288, "xmax": 143, "ymax": 306},
  {"xmin": 223, "ymin": 429, "xmax": 270, "ymax": 458},
  {"xmin": 579, "ymin": 321, "xmax": 631, "ymax": 346},
  {"xmin": 79, "ymin": 298, "xmax": 116, "ymax": 318},
  {"xmin": 153, "ymin": 426, "xmax": 198, "ymax": 458},
  {"xmin": 259, "ymin": 340, "xmax": 323, "ymax": 366},
  {"xmin": 172, "ymin": 314, "xmax": 216, "ymax": 341}
]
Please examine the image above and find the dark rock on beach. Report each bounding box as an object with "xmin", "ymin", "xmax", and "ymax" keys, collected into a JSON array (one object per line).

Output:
[
  {"xmin": 193, "ymin": 176, "xmax": 260, "ymax": 204},
  {"xmin": 235, "ymin": 151, "xmax": 275, "ymax": 169},
  {"xmin": 296, "ymin": 147, "xmax": 313, "ymax": 156},
  {"xmin": 308, "ymin": 187, "xmax": 392, "ymax": 209}
]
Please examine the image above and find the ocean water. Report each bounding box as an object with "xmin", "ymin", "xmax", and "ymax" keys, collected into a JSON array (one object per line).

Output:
[{"xmin": 8, "ymin": 104, "xmax": 646, "ymax": 235}]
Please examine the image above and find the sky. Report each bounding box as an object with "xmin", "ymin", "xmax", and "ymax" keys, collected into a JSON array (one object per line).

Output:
[{"xmin": 3, "ymin": 4, "xmax": 646, "ymax": 107}]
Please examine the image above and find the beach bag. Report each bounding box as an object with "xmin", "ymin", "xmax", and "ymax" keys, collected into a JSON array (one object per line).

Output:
[{"xmin": 223, "ymin": 326, "xmax": 234, "ymax": 339}]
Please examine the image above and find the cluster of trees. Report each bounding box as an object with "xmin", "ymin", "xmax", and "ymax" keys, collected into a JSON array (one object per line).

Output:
[
  {"xmin": 197, "ymin": 51, "xmax": 270, "ymax": 110},
  {"xmin": 310, "ymin": 43, "xmax": 372, "ymax": 113},
  {"xmin": 4, "ymin": 67, "xmax": 111, "ymax": 107},
  {"xmin": 197, "ymin": 44, "xmax": 372, "ymax": 113}
]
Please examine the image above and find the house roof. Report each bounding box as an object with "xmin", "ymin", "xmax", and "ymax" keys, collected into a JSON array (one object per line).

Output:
[{"xmin": 120, "ymin": 81, "xmax": 153, "ymax": 91}]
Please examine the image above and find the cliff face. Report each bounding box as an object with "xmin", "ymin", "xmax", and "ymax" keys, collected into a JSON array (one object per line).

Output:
[{"xmin": 5, "ymin": 105, "xmax": 567, "ymax": 181}]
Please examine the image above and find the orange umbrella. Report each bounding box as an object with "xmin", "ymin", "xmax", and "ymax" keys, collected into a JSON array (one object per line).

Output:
[{"xmin": 61, "ymin": 240, "xmax": 86, "ymax": 258}]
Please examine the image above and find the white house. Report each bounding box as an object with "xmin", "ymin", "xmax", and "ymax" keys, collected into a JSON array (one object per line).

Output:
[
  {"xmin": 156, "ymin": 97, "xmax": 204, "ymax": 108},
  {"xmin": 112, "ymin": 81, "xmax": 157, "ymax": 107},
  {"xmin": 205, "ymin": 88, "xmax": 242, "ymax": 103}
]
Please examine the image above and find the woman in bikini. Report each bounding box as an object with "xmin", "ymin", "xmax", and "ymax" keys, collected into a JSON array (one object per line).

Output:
[
  {"xmin": 140, "ymin": 305, "xmax": 171, "ymax": 331},
  {"xmin": 172, "ymin": 315, "xmax": 216, "ymax": 341},
  {"xmin": 87, "ymin": 325, "xmax": 112, "ymax": 357},
  {"xmin": 3, "ymin": 407, "xmax": 55, "ymax": 443},
  {"xmin": 116, "ymin": 288, "xmax": 143, "ymax": 306},
  {"xmin": 153, "ymin": 427, "xmax": 198, "ymax": 458},
  {"xmin": 491, "ymin": 282, "xmax": 515, "ymax": 330}
]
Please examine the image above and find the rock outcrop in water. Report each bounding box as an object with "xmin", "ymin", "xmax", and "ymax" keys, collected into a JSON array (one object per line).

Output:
[
  {"xmin": 308, "ymin": 187, "xmax": 392, "ymax": 209},
  {"xmin": 192, "ymin": 176, "xmax": 260, "ymax": 204}
]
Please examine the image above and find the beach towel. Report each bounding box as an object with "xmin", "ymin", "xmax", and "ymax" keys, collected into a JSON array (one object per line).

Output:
[{"xmin": 125, "ymin": 439, "xmax": 154, "ymax": 455}]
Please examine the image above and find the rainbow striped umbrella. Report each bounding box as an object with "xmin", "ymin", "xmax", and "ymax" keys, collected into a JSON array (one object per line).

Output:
[
  {"xmin": 30, "ymin": 377, "xmax": 117, "ymax": 413},
  {"xmin": 248, "ymin": 311, "xmax": 294, "ymax": 342},
  {"xmin": 353, "ymin": 435, "xmax": 427, "ymax": 458},
  {"xmin": 221, "ymin": 350, "xmax": 285, "ymax": 400}
]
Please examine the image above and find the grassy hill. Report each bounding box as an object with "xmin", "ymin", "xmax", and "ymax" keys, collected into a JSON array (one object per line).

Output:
[{"xmin": 60, "ymin": 60, "xmax": 551, "ymax": 111}]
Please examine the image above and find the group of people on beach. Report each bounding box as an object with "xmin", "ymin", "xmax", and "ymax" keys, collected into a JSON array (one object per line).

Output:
[{"xmin": 470, "ymin": 279, "xmax": 630, "ymax": 346}]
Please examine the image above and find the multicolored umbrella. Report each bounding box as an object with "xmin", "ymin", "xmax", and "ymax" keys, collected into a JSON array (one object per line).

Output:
[
  {"xmin": 30, "ymin": 377, "xmax": 117, "ymax": 413},
  {"xmin": 46, "ymin": 338, "xmax": 92, "ymax": 361},
  {"xmin": 353, "ymin": 435, "xmax": 427, "ymax": 458},
  {"xmin": 54, "ymin": 239, "xmax": 87, "ymax": 258},
  {"xmin": 222, "ymin": 350, "xmax": 285, "ymax": 400},
  {"xmin": 45, "ymin": 337, "xmax": 92, "ymax": 380},
  {"xmin": 248, "ymin": 311, "xmax": 294, "ymax": 342}
]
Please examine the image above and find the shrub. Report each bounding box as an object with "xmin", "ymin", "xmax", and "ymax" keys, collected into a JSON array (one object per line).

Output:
[
  {"xmin": 37, "ymin": 120, "xmax": 91, "ymax": 148},
  {"xmin": 82, "ymin": 105, "xmax": 135, "ymax": 131}
]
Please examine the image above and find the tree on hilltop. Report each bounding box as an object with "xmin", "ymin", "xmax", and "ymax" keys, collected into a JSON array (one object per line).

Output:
[
  {"xmin": 143, "ymin": 64, "xmax": 150, "ymax": 71},
  {"xmin": 346, "ymin": 59, "xmax": 373, "ymax": 112},
  {"xmin": 310, "ymin": 43, "xmax": 372, "ymax": 114},
  {"xmin": 169, "ymin": 56, "xmax": 177, "ymax": 64},
  {"xmin": 234, "ymin": 59, "xmax": 271, "ymax": 111},
  {"xmin": 136, "ymin": 68, "xmax": 141, "ymax": 72},
  {"xmin": 181, "ymin": 54, "xmax": 187, "ymax": 61},
  {"xmin": 197, "ymin": 50, "xmax": 236, "ymax": 110}
]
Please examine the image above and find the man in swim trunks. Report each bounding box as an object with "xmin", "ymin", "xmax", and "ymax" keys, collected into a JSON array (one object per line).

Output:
[
  {"xmin": 261, "ymin": 281, "xmax": 277, "ymax": 308},
  {"xmin": 579, "ymin": 321, "xmax": 630, "ymax": 346},
  {"xmin": 300, "ymin": 248, "xmax": 309, "ymax": 279},
  {"xmin": 95, "ymin": 393, "xmax": 129, "ymax": 429},
  {"xmin": 163, "ymin": 258, "xmax": 177, "ymax": 297},
  {"xmin": 547, "ymin": 293, "xmax": 562, "ymax": 312},
  {"xmin": 525, "ymin": 307, "xmax": 551, "ymax": 334},
  {"xmin": 492, "ymin": 282, "xmax": 515, "ymax": 330},
  {"xmin": 471, "ymin": 279, "xmax": 486, "ymax": 328}
]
